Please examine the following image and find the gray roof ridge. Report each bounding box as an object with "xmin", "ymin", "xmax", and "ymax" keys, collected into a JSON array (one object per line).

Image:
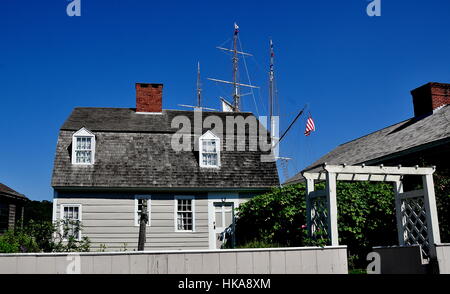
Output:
[
  {"xmin": 71, "ymin": 106, "xmax": 255, "ymax": 115},
  {"xmin": 339, "ymin": 105, "xmax": 450, "ymax": 147},
  {"xmin": 336, "ymin": 116, "xmax": 413, "ymax": 147},
  {"xmin": 72, "ymin": 106, "xmax": 135, "ymax": 110},
  {"xmin": 165, "ymin": 108, "xmax": 255, "ymax": 114}
]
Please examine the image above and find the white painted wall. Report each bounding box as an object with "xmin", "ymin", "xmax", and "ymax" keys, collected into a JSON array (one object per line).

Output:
[{"xmin": 0, "ymin": 246, "xmax": 349, "ymax": 274}]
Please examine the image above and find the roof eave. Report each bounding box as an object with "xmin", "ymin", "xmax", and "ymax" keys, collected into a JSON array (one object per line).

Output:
[{"xmin": 52, "ymin": 186, "xmax": 276, "ymax": 193}]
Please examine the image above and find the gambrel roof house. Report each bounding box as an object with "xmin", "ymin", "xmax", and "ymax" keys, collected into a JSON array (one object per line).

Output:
[
  {"xmin": 51, "ymin": 83, "xmax": 279, "ymax": 251},
  {"xmin": 286, "ymin": 82, "xmax": 450, "ymax": 185}
]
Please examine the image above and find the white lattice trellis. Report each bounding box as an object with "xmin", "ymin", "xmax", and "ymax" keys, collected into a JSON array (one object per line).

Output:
[
  {"xmin": 308, "ymin": 195, "xmax": 328, "ymax": 240},
  {"xmin": 397, "ymin": 189, "xmax": 434, "ymax": 258},
  {"xmin": 303, "ymin": 164, "xmax": 441, "ymax": 259}
]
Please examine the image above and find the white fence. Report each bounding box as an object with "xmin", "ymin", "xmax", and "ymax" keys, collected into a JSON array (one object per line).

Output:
[
  {"xmin": 436, "ymin": 244, "xmax": 450, "ymax": 274},
  {"xmin": 0, "ymin": 246, "xmax": 348, "ymax": 274}
]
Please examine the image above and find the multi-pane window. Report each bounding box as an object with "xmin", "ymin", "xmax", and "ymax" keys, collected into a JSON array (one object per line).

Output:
[
  {"xmin": 176, "ymin": 198, "xmax": 194, "ymax": 231},
  {"xmin": 201, "ymin": 139, "xmax": 218, "ymax": 166},
  {"xmin": 75, "ymin": 137, "xmax": 93, "ymax": 164},
  {"xmin": 72, "ymin": 128, "xmax": 95, "ymax": 165},
  {"xmin": 135, "ymin": 196, "xmax": 151, "ymax": 226},
  {"xmin": 199, "ymin": 131, "xmax": 220, "ymax": 168},
  {"xmin": 61, "ymin": 205, "xmax": 81, "ymax": 240}
]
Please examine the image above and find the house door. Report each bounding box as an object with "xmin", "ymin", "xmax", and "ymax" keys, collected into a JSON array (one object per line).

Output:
[{"xmin": 213, "ymin": 202, "xmax": 235, "ymax": 249}]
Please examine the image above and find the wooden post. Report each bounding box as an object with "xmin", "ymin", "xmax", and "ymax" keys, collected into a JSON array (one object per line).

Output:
[
  {"xmin": 138, "ymin": 199, "xmax": 148, "ymax": 251},
  {"xmin": 422, "ymin": 174, "xmax": 441, "ymax": 257},
  {"xmin": 305, "ymin": 177, "xmax": 314, "ymax": 237},
  {"xmin": 393, "ymin": 180, "xmax": 405, "ymax": 246},
  {"xmin": 326, "ymin": 172, "xmax": 339, "ymax": 246}
]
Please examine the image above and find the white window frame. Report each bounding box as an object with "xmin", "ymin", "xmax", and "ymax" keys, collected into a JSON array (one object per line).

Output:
[
  {"xmin": 199, "ymin": 130, "xmax": 221, "ymax": 168},
  {"xmin": 71, "ymin": 127, "xmax": 96, "ymax": 165},
  {"xmin": 174, "ymin": 196, "xmax": 195, "ymax": 232},
  {"xmin": 59, "ymin": 204, "xmax": 82, "ymax": 241},
  {"xmin": 134, "ymin": 195, "xmax": 151, "ymax": 227}
]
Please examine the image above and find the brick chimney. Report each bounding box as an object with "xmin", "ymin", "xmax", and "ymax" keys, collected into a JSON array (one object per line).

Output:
[
  {"xmin": 411, "ymin": 82, "xmax": 450, "ymax": 117},
  {"xmin": 136, "ymin": 83, "xmax": 163, "ymax": 113}
]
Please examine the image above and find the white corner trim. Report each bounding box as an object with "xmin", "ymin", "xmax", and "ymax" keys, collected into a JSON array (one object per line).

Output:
[{"xmin": 52, "ymin": 191, "xmax": 58, "ymax": 223}]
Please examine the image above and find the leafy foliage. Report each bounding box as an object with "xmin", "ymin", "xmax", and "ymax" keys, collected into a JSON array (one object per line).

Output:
[
  {"xmin": 0, "ymin": 229, "xmax": 40, "ymax": 253},
  {"xmin": 235, "ymin": 240, "xmax": 283, "ymax": 248},
  {"xmin": 23, "ymin": 200, "xmax": 53, "ymax": 224},
  {"xmin": 334, "ymin": 181, "xmax": 396, "ymax": 268},
  {"xmin": 235, "ymin": 181, "xmax": 397, "ymax": 269},
  {"xmin": 0, "ymin": 220, "xmax": 90, "ymax": 253},
  {"xmin": 435, "ymin": 168, "xmax": 450, "ymax": 243},
  {"xmin": 235, "ymin": 184, "xmax": 307, "ymax": 247}
]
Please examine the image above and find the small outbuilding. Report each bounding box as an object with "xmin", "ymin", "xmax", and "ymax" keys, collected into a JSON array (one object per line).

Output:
[{"xmin": 0, "ymin": 183, "xmax": 28, "ymax": 234}]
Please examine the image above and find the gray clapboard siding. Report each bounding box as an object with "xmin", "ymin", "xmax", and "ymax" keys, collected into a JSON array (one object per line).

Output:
[{"xmin": 55, "ymin": 194, "xmax": 210, "ymax": 251}]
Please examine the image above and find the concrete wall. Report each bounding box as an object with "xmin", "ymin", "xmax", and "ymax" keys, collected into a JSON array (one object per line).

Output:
[
  {"xmin": 373, "ymin": 245, "xmax": 427, "ymax": 274},
  {"xmin": 0, "ymin": 246, "xmax": 348, "ymax": 274},
  {"xmin": 436, "ymin": 244, "xmax": 450, "ymax": 274}
]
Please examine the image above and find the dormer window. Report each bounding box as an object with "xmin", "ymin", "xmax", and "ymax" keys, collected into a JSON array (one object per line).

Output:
[
  {"xmin": 72, "ymin": 128, "xmax": 95, "ymax": 165},
  {"xmin": 199, "ymin": 131, "xmax": 220, "ymax": 168}
]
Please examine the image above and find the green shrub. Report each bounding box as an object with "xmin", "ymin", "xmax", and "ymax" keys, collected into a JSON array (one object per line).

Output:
[
  {"xmin": 335, "ymin": 181, "xmax": 396, "ymax": 268},
  {"xmin": 235, "ymin": 181, "xmax": 397, "ymax": 269},
  {"xmin": 0, "ymin": 230, "xmax": 40, "ymax": 253},
  {"xmin": 235, "ymin": 240, "xmax": 283, "ymax": 249},
  {"xmin": 435, "ymin": 169, "xmax": 450, "ymax": 243},
  {"xmin": 235, "ymin": 183, "xmax": 306, "ymax": 247},
  {"xmin": 0, "ymin": 220, "xmax": 91, "ymax": 253}
]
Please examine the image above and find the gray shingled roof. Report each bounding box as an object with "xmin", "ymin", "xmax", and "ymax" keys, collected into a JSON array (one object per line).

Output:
[
  {"xmin": 0, "ymin": 183, "xmax": 28, "ymax": 201},
  {"xmin": 52, "ymin": 108, "xmax": 279, "ymax": 189},
  {"xmin": 285, "ymin": 105, "xmax": 450, "ymax": 184}
]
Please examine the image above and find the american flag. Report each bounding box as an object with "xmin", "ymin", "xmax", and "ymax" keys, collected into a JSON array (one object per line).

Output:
[{"xmin": 304, "ymin": 115, "xmax": 315, "ymax": 136}]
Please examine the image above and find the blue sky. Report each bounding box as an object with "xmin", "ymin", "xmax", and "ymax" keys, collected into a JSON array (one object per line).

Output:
[{"xmin": 1, "ymin": 0, "xmax": 450, "ymax": 201}]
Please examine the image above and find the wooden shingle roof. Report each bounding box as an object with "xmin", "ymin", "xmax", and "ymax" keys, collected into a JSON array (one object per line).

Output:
[
  {"xmin": 0, "ymin": 183, "xmax": 28, "ymax": 201},
  {"xmin": 52, "ymin": 108, "xmax": 279, "ymax": 190}
]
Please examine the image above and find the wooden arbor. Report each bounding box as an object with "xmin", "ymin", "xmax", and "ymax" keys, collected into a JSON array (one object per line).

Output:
[{"xmin": 302, "ymin": 164, "xmax": 441, "ymax": 258}]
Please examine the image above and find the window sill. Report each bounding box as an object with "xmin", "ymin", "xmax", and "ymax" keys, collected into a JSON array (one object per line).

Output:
[{"xmin": 199, "ymin": 165, "xmax": 221, "ymax": 169}]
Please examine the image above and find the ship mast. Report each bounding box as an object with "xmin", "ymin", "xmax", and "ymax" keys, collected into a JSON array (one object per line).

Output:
[
  {"xmin": 178, "ymin": 62, "xmax": 217, "ymax": 111},
  {"xmin": 197, "ymin": 61, "xmax": 202, "ymax": 108},
  {"xmin": 208, "ymin": 23, "xmax": 259, "ymax": 112},
  {"xmin": 269, "ymin": 39, "xmax": 275, "ymax": 138},
  {"xmin": 232, "ymin": 23, "xmax": 240, "ymax": 111}
]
